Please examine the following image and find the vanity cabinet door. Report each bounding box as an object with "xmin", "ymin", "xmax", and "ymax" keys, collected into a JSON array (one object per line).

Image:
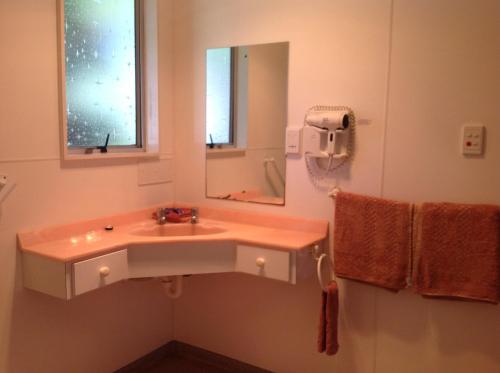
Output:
[
  {"xmin": 73, "ymin": 249, "xmax": 128, "ymax": 296},
  {"xmin": 236, "ymin": 245, "xmax": 291, "ymax": 282}
]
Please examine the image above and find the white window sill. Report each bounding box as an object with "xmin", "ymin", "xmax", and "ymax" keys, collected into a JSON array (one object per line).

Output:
[
  {"xmin": 206, "ymin": 148, "xmax": 246, "ymax": 159},
  {"xmin": 63, "ymin": 151, "xmax": 160, "ymax": 161}
]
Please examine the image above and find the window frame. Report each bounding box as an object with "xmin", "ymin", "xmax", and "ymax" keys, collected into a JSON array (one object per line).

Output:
[
  {"xmin": 206, "ymin": 47, "xmax": 236, "ymax": 148},
  {"xmin": 57, "ymin": 0, "xmax": 159, "ymax": 160}
]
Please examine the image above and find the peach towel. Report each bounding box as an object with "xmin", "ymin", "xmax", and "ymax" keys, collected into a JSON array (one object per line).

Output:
[
  {"xmin": 318, "ymin": 281, "xmax": 339, "ymax": 355},
  {"xmin": 334, "ymin": 192, "xmax": 413, "ymax": 290},
  {"xmin": 413, "ymin": 203, "xmax": 500, "ymax": 304}
]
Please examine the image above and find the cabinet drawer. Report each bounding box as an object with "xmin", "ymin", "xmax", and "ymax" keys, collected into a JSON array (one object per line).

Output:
[
  {"xmin": 236, "ymin": 245, "xmax": 290, "ymax": 282},
  {"xmin": 73, "ymin": 250, "xmax": 128, "ymax": 296}
]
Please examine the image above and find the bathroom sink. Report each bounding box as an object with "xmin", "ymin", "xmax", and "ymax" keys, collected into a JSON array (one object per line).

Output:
[{"xmin": 130, "ymin": 224, "xmax": 226, "ymax": 237}]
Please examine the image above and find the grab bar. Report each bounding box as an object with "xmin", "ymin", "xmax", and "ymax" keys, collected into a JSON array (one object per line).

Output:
[{"xmin": 317, "ymin": 254, "xmax": 335, "ymax": 292}]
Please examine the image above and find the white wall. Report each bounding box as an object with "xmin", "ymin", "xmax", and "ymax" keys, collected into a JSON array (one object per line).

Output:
[
  {"xmin": 1, "ymin": 1, "xmax": 498, "ymax": 372},
  {"xmin": 172, "ymin": 0, "xmax": 391, "ymax": 372},
  {"xmin": 172, "ymin": 1, "xmax": 500, "ymax": 373},
  {"xmin": 376, "ymin": 1, "xmax": 500, "ymax": 371},
  {"xmin": 0, "ymin": 1, "xmax": 176, "ymax": 372}
]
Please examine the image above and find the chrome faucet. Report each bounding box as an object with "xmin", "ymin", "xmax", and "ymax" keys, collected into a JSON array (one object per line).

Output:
[
  {"xmin": 190, "ymin": 208, "xmax": 199, "ymax": 224},
  {"xmin": 156, "ymin": 208, "xmax": 168, "ymax": 225}
]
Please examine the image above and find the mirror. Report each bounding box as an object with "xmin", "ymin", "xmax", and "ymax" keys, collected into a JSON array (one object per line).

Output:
[{"xmin": 205, "ymin": 42, "xmax": 288, "ymax": 205}]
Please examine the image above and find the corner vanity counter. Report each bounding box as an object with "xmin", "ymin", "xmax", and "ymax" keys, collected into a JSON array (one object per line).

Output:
[{"xmin": 17, "ymin": 206, "xmax": 328, "ymax": 299}]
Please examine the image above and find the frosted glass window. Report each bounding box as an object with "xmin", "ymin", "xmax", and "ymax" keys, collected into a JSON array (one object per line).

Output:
[
  {"xmin": 206, "ymin": 48, "xmax": 232, "ymax": 145},
  {"xmin": 64, "ymin": 0, "xmax": 140, "ymax": 148}
]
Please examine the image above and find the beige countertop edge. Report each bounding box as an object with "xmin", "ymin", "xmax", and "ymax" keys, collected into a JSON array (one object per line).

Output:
[{"xmin": 18, "ymin": 234, "xmax": 326, "ymax": 263}]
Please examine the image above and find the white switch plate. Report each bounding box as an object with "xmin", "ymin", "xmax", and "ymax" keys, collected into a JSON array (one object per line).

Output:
[
  {"xmin": 137, "ymin": 159, "xmax": 173, "ymax": 186},
  {"xmin": 0, "ymin": 174, "xmax": 16, "ymax": 204},
  {"xmin": 286, "ymin": 127, "xmax": 301, "ymax": 155},
  {"xmin": 462, "ymin": 124, "xmax": 485, "ymax": 156}
]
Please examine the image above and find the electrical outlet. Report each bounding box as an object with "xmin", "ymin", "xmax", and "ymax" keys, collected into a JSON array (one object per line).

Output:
[{"xmin": 462, "ymin": 125, "xmax": 485, "ymax": 156}]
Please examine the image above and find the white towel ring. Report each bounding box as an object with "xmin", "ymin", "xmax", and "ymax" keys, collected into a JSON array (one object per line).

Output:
[{"xmin": 317, "ymin": 253, "xmax": 334, "ymax": 292}]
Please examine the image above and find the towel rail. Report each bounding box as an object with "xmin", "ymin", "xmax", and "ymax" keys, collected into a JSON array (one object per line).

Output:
[
  {"xmin": 312, "ymin": 244, "xmax": 335, "ymax": 292},
  {"xmin": 311, "ymin": 245, "xmax": 336, "ymax": 292},
  {"xmin": 317, "ymin": 254, "xmax": 335, "ymax": 292}
]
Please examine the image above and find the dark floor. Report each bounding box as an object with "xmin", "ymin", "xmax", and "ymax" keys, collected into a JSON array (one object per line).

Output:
[
  {"xmin": 116, "ymin": 341, "xmax": 270, "ymax": 373},
  {"xmin": 145, "ymin": 355, "xmax": 228, "ymax": 373}
]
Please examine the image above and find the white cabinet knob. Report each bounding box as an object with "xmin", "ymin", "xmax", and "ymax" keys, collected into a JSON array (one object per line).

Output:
[
  {"xmin": 256, "ymin": 257, "xmax": 266, "ymax": 268},
  {"xmin": 99, "ymin": 266, "xmax": 110, "ymax": 277}
]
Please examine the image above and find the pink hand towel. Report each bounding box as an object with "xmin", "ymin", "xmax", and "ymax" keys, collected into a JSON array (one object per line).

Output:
[
  {"xmin": 334, "ymin": 192, "xmax": 413, "ymax": 290},
  {"xmin": 318, "ymin": 281, "xmax": 339, "ymax": 356},
  {"xmin": 413, "ymin": 202, "xmax": 500, "ymax": 304}
]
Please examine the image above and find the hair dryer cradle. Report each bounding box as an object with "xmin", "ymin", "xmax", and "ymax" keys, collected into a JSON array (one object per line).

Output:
[{"xmin": 302, "ymin": 106, "xmax": 354, "ymax": 161}]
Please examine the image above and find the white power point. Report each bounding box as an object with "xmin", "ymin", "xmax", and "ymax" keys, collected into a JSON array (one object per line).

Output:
[
  {"xmin": 286, "ymin": 127, "xmax": 302, "ymax": 155},
  {"xmin": 462, "ymin": 125, "xmax": 485, "ymax": 156}
]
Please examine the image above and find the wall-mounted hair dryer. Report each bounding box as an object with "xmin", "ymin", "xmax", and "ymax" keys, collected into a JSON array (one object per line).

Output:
[{"xmin": 302, "ymin": 109, "xmax": 351, "ymax": 159}]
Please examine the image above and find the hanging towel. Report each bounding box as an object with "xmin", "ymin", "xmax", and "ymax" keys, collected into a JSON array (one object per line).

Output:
[
  {"xmin": 333, "ymin": 192, "xmax": 413, "ymax": 290},
  {"xmin": 413, "ymin": 202, "xmax": 500, "ymax": 304},
  {"xmin": 318, "ymin": 281, "xmax": 339, "ymax": 355}
]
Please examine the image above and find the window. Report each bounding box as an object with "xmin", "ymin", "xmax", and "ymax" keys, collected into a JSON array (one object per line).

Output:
[
  {"xmin": 206, "ymin": 47, "xmax": 234, "ymax": 145},
  {"xmin": 60, "ymin": 0, "xmax": 150, "ymax": 156}
]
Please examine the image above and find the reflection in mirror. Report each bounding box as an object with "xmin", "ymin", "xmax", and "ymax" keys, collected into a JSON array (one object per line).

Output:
[{"xmin": 205, "ymin": 42, "xmax": 288, "ymax": 205}]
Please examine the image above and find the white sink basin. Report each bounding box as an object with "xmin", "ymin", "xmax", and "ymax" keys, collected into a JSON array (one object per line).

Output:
[{"xmin": 131, "ymin": 224, "xmax": 226, "ymax": 237}]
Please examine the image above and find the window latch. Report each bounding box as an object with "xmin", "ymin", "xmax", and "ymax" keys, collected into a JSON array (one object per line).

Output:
[
  {"xmin": 96, "ymin": 133, "xmax": 110, "ymax": 153},
  {"xmin": 84, "ymin": 134, "xmax": 110, "ymax": 154},
  {"xmin": 208, "ymin": 134, "xmax": 215, "ymax": 149}
]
